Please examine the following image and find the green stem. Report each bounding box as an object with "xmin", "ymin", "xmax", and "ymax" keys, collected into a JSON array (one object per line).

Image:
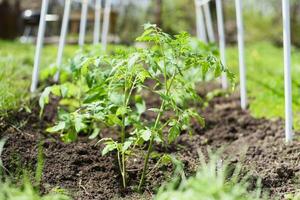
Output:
[
  {"xmin": 138, "ymin": 134, "xmax": 155, "ymax": 191},
  {"xmin": 120, "ymin": 121, "xmax": 126, "ymax": 188},
  {"xmin": 138, "ymin": 70, "xmax": 177, "ymax": 190},
  {"xmin": 138, "ymin": 102, "xmax": 164, "ymax": 191},
  {"xmin": 121, "ymin": 151, "xmax": 126, "ymax": 188},
  {"xmin": 119, "ymin": 77, "xmax": 137, "ymax": 189}
]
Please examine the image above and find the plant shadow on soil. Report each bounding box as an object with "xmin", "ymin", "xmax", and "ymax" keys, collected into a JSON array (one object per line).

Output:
[{"xmin": 1, "ymin": 85, "xmax": 300, "ymax": 200}]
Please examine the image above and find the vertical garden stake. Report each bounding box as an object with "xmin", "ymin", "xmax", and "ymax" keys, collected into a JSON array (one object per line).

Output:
[
  {"xmin": 101, "ymin": 0, "xmax": 112, "ymax": 51},
  {"xmin": 235, "ymin": 0, "xmax": 247, "ymax": 110},
  {"xmin": 79, "ymin": 0, "xmax": 89, "ymax": 47},
  {"xmin": 282, "ymin": 0, "xmax": 293, "ymax": 142},
  {"xmin": 30, "ymin": 0, "xmax": 49, "ymax": 92},
  {"xmin": 216, "ymin": 0, "xmax": 227, "ymax": 89},
  {"xmin": 93, "ymin": 0, "xmax": 102, "ymax": 45},
  {"xmin": 203, "ymin": 2, "xmax": 215, "ymax": 42},
  {"xmin": 54, "ymin": 0, "xmax": 72, "ymax": 82},
  {"xmin": 195, "ymin": 0, "xmax": 207, "ymax": 42}
]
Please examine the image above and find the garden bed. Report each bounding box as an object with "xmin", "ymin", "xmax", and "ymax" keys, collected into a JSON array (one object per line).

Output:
[{"xmin": 1, "ymin": 89, "xmax": 299, "ymax": 200}]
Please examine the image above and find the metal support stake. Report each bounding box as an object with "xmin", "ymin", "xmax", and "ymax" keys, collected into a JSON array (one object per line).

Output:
[
  {"xmin": 282, "ymin": 0, "xmax": 293, "ymax": 142},
  {"xmin": 101, "ymin": 0, "xmax": 111, "ymax": 51},
  {"xmin": 30, "ymin": 0, "xmax": 49, "ymax": 92},
  {"xmin": 79, "ymin": 0, "xmax": 89, "ymax": 46},
  {"xmin": 195, "ymin": 0, "xmax": 207, "ymax": 42},
  {"xmin": 203, "ymin": 2, "xmax": 215, "ymax": 42},
  {"xmin": 54, "ymin": 0, "xmax": 71, "ymax": 82},
  {"xmin": 216, "ymin": 0, "xmax": 227, "ymax": 89},
  {"xmin": 235, "ymin": 0, "xmax": 247, "ymax": 110},
  {"xmin": 93, "ymin": 0, "xmax": 102, "ymax": 45}
]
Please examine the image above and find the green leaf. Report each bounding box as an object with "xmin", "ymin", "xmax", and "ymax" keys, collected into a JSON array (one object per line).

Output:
[
  {"xmin": 46, "ymin": 121, "xmax": 66, "ymax": 133},
  {"xmin": 122, "ymin": 140, "xmax": 133, "ymax": 153},
  {"xmin": 88, "ymin": 127, "xmax": 100, "ymax": 140},
  {"xmin": 62, "ymin": 131, "xmax": 77, "ymax": 143},
  {"xmin": 214, "ymin": 62, "xmax": 222, "ymax": 78},
  {"xmin": 136, "ymin": 101, "xmax": 146, "ymax": 115},
  {"xmin": 60, "ymin": 84, "xmax": 68, "ymax": 98},
  {"xmin": 102, "ymin": 142, "xmax": 117, "ymax": 156},
  {"xmin": 74, "ymin": 114, "xmax": 86, "ymax": 133},
  {"xmin": 51, "ymin": 85, "xmax": 61, "ymax": 96},
  {"xmin": 161, "ymin": 154, "xmax": 172, "ymax": 166},
  {"xmin": 107, "ymin": 114, "xmax": 122, "ymax": 126},
  {"xmin": 39, "ymin": 87, "xmax": 52, "ymax": 115},
  {"xmin": 128, "ymin": 53, "xmax": 139, "ymax": 69},
  {"xmin": 116, "ymin": 106, "xmax": 127, "ymax": 116},
  {"xmin": 141, "ymin": 129, "xmax": 152, "ymax": 141},
  {"xmin": 189, "ymin": 110, "xmax": 205, "ymax": 127},
  {"xmin": 148, "ymin": 108, "xmax": 161, "ymax": 113},
  {"xmin": 168, "ymin": 123, "xmax": 181, "ymax": 144}
]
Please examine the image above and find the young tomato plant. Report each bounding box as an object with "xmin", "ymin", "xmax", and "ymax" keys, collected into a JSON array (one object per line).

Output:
[
  {"xmin": 40, "ymin": 24, "xmax": 234, "ymax": 192},
  {"xmin": 132, "ymin": 24, "xmax": 233, "ymax": 190}
]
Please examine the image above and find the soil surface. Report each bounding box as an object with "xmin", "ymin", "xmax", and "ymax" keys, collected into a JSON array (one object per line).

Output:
[{"xmin": 1, "ymin": 92, "xmax": 300, "ymax": 199}]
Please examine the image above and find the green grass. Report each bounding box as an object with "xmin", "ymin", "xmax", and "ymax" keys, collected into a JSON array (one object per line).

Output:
[
  {"xmin": 156, "ymin": 152, "xmax": 265, "ymax": 200},
  {"xmin": 226, "ymin": 42, "xmax": 300, "ymax": 131},
  {"xmin": 0, "ymin": 40, "xmax": 79, "ymax": 115},
  {"xmin": 0, "ymin": 40, "xmax": 129, "ymax": 115}
]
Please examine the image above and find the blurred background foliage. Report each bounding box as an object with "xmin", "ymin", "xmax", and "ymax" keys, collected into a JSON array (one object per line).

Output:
[
  {"xmin": 116, "ymin": 0, "xmax": 300, "ymax": 46},
  {"xmin": 2, "ymin": 0, "xmax": 300, "ymax": 46}
]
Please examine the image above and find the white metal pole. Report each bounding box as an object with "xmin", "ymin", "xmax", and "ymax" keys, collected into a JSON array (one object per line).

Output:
[
  {"xmin": 93, "ymin": 0, "xmax": 102, "ymax": 45},
  {"xmin": 195, "ymin": 0, "xmax": 207, "ymax": 42},
  {"xmin": 101, "ymin": 0, "xmax": 112, "ymax": 51},
  {"xmin": 79, "ymin": 0, "xmax": 89, "ymax": 46},
  {"xmin": 203, "ymin": 2, "xmax": 215, "ymax": 42},
  {"xmin": 216, "ymin": 0, "xmax": 227, "ymax": 89},
  {"xmin": 282, "ymin": 0, "xmax": 293, "ymax": 142},
  {"xmin": 235, "ymin": 0, "xmax": 247, "ymax": 110},
  {"xmin": 30, "ymin": 0, "xmax": 49, "ymax": 92},
  {"xmin": 54, "ymin": 0, "xmax": 72, "ymax": 82}
]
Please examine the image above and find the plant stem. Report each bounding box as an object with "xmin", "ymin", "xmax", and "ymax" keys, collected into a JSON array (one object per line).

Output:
[
  {"xmin": 119, "ymin": 77, "xmax": 137, "ymax": 189},
  {"xmin": 121, "ymin": 151, "xmax": 126, "ymax": 188},
  {"xmin": 138, "ymin": 102, "xmax": 164, "ymax": 191},
  {"xmin": 138, "ymin": 133, "xmax": 155, "ymax": 191},
  {"xmin": 120, "ymin": 122, "xmax": 126, "ymax": 188}
]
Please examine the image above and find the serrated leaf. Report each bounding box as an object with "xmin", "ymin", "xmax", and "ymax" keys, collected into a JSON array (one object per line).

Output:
[
  {"xmin": 214, "ymin": 62, "xmax": 222, "ymax": 78},
  {"xmin": 168, "ymin": 123, "xmax": 180, "ymax": 144}
]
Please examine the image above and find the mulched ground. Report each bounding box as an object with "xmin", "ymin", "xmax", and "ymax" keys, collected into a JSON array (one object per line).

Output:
[{"xmin": 1, "ymin": 91, "xmax": 300, "ymax": 199}]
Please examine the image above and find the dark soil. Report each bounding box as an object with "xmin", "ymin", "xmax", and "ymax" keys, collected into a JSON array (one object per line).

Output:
[{"xmin": 1, "ymin": 92, "xmax": 300, "ymax": 199}]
